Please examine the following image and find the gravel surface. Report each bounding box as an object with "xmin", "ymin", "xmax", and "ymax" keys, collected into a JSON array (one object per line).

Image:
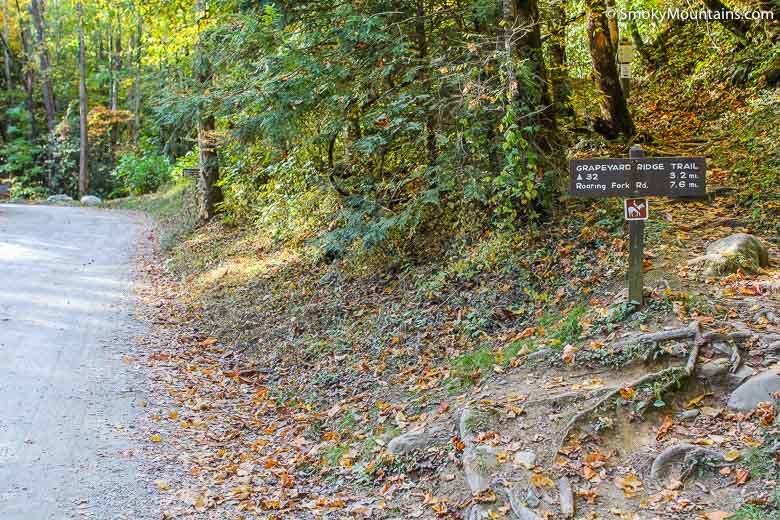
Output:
[{"xmin": 0, "ymin": 204, "xmax": 159, "ymax": 520}]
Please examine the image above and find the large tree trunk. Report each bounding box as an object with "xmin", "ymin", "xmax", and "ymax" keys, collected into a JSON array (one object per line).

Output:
[
  {"xmin": 605, "ymin": 0, "xmax": 619, "ymax": 49},
  {"xmin": 507, "ymin": 0, "xmax": 557, "ymax": 137},
  {"xmin": 29, "ymin": 0, "xmax": 55, "ymax": 134},
  {"xmin": 547, "ymin": 0, "xmax": 572, "ymax": 117},
  {"xmin": 194, "ymin": 0, "xmax": 222, "ymax": 221},
  {"xmin": 587, "ymin": 0, "xmax": 634, "ymax": 137},
  {"xmin": 78, "ymin": 1, "xmax": 88, "ymax": 196}
]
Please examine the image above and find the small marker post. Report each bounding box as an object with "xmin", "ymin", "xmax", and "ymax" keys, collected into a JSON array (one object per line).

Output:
[{"xmin": 627, "ymin": 145, "xmax": 645, "ymax": 308}]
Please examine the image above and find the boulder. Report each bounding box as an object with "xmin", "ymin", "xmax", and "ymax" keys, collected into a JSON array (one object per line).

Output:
[
  {"xmin": 512, "ymin": 450, "xmax": 537, "ymax": 468},
  {"xmin": 650, "ymin": 443, "xmax": 723, "ymax": 481},
  {"xmin": 702, "ymin": 233, "xmax": 769, "ymax": 276},
  {"xmin": 387, "ymin": 429, "xmax": 436, "ymax": 455},
  {"xmin": 727, "ymin": 370, "xmax": 780, "ymax": 411},
  {"xmin": 462, "ymin": 446, "xmax": 502, "ymax": 493},
  {"xmin": 80, "ymin": 195, "xmax": 102, "ymax": 206},
  {"xmin": 47, "ymin": 194, "xmax": 73, "ymax": 202}
]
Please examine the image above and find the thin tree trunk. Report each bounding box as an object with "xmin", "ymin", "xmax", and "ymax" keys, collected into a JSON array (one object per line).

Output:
[
  {"xmin": 15, "ymin": 0, "xmax": 38, "ymax": 139},
  {"xmin": 194, "ymin": 0, "xmax": 222, "ymax": 221},
  {"xmin": 29, "ymin": 0, "xmax": 55, "ymax": 133},
  {"xmin": 587, "ymin": 0, "xmax": 634, "ymax": 137},
  {"xmin": 415, "ymin": 0, "xmax": 436, "ymax": 164},
  {"xmin": 2, "ymin": 0, "xmax": 11, "ymax": 89},
  {"xmin": 78, "ymin": 1, "xmax": 88, "ymax": 196},
  {"xmin": 132, "ymin": 12, "xmax": 141, "ymax": 145}
]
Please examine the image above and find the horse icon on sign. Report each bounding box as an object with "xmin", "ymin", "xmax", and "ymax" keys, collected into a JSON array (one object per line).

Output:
[{"xmin": 624, "ymin": 198, "xmax": 649, "ymax": 221}]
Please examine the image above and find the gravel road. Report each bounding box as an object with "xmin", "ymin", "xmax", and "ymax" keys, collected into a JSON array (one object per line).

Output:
[{"xmin": 0, "ymin": 204, "xmax": 158, "ymax": 520}]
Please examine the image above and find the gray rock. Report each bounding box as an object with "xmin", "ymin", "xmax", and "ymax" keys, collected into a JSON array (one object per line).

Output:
[
  {"xmin": 527, "ymin": 348, "xmax": 552, "ymax": 362},
  {"xmin": 459, "ymin": 406, "xmax": 476, "ymax": 445},
  {"xmin": 727, "ymin": 370, "xmax": 780, "ymax": 411},
  {"xmin": 462, "ymin": 446, "xmax": 501, "ymax": 493},
  {"xmin": 464, "ymin": 504, "xmax": 498, "ymax": 520},
  {"xmin": 525, "ymin": 486, "xmax": 541, "ymax": 508},
  {"xmin": 513, "ymin": 450, "xmax": 537, "ymax": 467},
  {"xmin": 47, "ymin": 194, "xmax": 73, "ymax": 202},
  {"xmin": 651, "ymin": 443, "xmax": 723, "ymax": 481},
  {"xmin": 497, "ymin": 485, "xmax": 543, "ymax": 520},
  {"xmin": 677, "ymin": 409, "xmax": 700, "ymax": 421},
  {"xmin": 387, "ymin": 429, "xmax": 433, "ymax": 455},
  {"xmin": 727, "ymin": 364, "xmax": 754, "ymax": 387},
  {"xmin": 702, "ymin": 233, "xmax": 769, "ymax": 276},
  {"xmin": 80, "ymin": 195, "xmax": 102, "ymax": 206},
  {"xmin": 558, "ymin": 477, "xmax": 575, "ymax": 518},
  {"xmin": 697, "ymin": 358, "xmax": 730, "ymax": 380}
]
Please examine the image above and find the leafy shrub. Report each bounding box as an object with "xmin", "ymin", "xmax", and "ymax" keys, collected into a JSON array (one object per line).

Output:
[{"xmin": 112, "ymin": 151, "xmax": 171, "ymax": 196}]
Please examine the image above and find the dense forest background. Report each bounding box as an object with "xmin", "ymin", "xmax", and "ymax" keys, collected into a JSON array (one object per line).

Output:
[{"xmin": 0, "ymin": 0, "xmax": 777, "ymax": 250}]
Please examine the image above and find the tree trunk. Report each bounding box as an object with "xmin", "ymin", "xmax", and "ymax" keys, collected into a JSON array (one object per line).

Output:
[
  {"xmin": 2, "ymin": 0, "xmax": 11, "ymax": 89},
  {"xmin": 629, "ymin": 19, "xmax": 654, "ymax": 66},
  {"xmin": 547, "ymin": 1, "xmax": 572, "ymax": 117},
  {"xmin": 587, "ymin": 0, "xmax": 634, "ymax": 137},
  {"xmin": 16, "ymin": 5, "xmax": 38, "ymax": 140},
  {"xmin": 78, "ymin": 1, "xmax": 88, "ymax": 196},
  {"xmin": 133, "ymin": 12, "xmax": 141, "ymax": 146},
  {"xmin": 514, "ymin": 0, "xmax": 557, "ymax": 135},
  {"xmin": 702, "ymin": 0, "xmax": 751, "ymax": 46},
  {"xmin": 605, "ymin": 0, "xmax": 619, "ymax": 49},
  {"xmin": 194, "ymin": 0, "xmax": 222, "ymax": 221},
  {"xmin": 29, "ymin": 0, "xmax": 55, "ymax": 133},
  {"xmin": 415, "ymin": 0, "xmax": 436, "ymax": 164}
]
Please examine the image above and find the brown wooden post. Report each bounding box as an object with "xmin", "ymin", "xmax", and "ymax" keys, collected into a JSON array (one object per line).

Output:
[{"xmin": 627, "ymin": 145, "xmax": 645, "ymax": 307}]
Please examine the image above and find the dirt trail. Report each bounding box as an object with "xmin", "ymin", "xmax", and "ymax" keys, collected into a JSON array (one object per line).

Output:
[{"xmin": 0, "ymin": 204, "xmax": 159, "ymax": 520}]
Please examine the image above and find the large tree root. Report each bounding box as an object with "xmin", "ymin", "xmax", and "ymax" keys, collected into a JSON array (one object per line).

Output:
[{"xmin": 558, "ymin": 322, "xmax": 704, "ymax": 454}]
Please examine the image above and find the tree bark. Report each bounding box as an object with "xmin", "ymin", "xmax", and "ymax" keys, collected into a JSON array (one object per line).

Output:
[
  {"xmin": 78, "ymin": 1, "xmax": 88, "ymax": 196},
  {"xmin": 587, "ymin": 0, "xmax": 634, "ymax": 137},
  {"xmin": 605, "ymin": 0, "xmax": 619, "ymax": 49},
  {"xmin": 547, "ymin": 0, "xmax": 572, "ymax": 116},
  {"xmin": 702, "ymin": 0, "xmax": 752, "ymax": 46},
  {"xmin": 15, "ymin": 0, "xmax": 38, "ymax": 140},
  {"xmin": 510, "ymin": 0, "xmax": 557, "ymax": 135},
  {"xmin": 194, "ymin": 0, "xmax": 222, "ymax": 221},
  {"xmin": 29, "ymin": 0, "xmax": 55, "ymax": 133},
  {"xmin": 2, "ymin": 0, "xmax": 11, "ymax": 89},
  {"xmin": 133, "ymin": 13, "xmax": 141, "ymax": 146},
  {"xmin": 415, "ymin": 0, "xmax": 436, "ymax": 164}
]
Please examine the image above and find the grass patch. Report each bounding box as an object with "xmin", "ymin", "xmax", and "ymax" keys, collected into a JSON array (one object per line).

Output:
[
  {"xmin": 105, "ymin": 180, "xmax": 199, "ymax": 250},
  {"xmin": 728, "ymin": 505, "xmax": 779, "ymax": 520}
]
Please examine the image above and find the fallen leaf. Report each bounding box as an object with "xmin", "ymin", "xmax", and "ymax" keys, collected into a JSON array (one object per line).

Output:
[
  {"xmin": 656, "ymin": 415, "xmax": 673, "ymax": 441},
  {"xmin": 734, "ymin": 468, "xmax": 749, "ymax": 485},
  {"xmin": 619, "ymin": 387, "xmax": 635, "ymax": 400},
  {"xmin": 723, "ymin": 450, "xmax": 741, "ymax": 462},
  {"xmin": 530, "ymin": 473, "xmax": 555, "ymax": 488}
]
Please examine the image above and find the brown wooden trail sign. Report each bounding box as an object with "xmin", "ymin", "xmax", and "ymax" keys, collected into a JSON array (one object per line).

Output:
[
  {"xmin": 569, "ymin": 145, "xmax": 708, "ymax": 308},
  {"xmin": 570, "ymin": 156, "xmax": 706, "ymax": 198}
]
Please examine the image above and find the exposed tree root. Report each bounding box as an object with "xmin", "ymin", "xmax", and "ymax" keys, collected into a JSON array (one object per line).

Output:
[{"xmin": 558, "ymin": 322, "xmax": 704, "ymax": 454}]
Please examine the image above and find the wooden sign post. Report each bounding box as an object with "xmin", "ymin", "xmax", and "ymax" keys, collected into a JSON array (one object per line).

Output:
[
  {"xmin": 627, "ymin": 145, "xmax": 645, "ymax": 306},
  {"xmin": 570, "ymin": 146, "xmax": 707, "ymax": 308}
]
